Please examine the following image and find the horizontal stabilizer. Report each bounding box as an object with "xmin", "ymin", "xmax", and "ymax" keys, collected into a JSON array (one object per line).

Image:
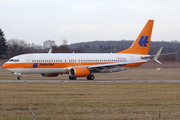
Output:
[
  {"xmin": 154, "ymin": 59, "xmax": 162, "ymax": 65},
  {"xmin": 159, "ymin": 52, "xmax": 178, "ymax": 56},
  {"xmin": 153, "ymin": 47, "xmax": 163, "ymax": 60},
  {"xmin": 152, "ymin": 47, "xmax": 163, "ymax": 65}
]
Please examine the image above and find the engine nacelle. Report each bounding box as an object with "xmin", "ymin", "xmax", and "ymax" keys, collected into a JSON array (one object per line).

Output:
[
  {"xmin": 69, "ymin": 67, "xmax": 90, "ymax": 77},
  {"xmin": 40, "ymin": 73, "xmax": 59, "ymax": 77}
]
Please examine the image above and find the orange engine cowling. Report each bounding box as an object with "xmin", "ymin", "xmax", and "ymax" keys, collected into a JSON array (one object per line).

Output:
[
  {"xmin": 40, "ymin": 73, "xmax": 59, "ymax": 77},
  {"xmin": 69, "ymin": 67, "xmax": 90, "ymax": 77}
]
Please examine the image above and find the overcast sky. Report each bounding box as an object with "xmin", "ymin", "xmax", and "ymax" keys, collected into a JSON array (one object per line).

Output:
[{"xmin": 0, "ymin": 0, "xmax": 180, "ymax": 46}]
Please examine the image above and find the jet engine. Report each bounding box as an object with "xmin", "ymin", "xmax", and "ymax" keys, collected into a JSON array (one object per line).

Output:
[
  {"xmin": 40, "ymin": 73, "xmax": 59, "ymax": 77},
  {"xmin": 69, "ymin": 67, "xmax": 90, "ymax": 77}
]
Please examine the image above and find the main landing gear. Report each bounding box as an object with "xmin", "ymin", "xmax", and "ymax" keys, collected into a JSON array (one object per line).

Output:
[
  {"xmin": 17, "ymin": 76, "xmax": 22, "ymax": 80},
  {"xmin": 69, "ymin": 75, "xmax": 95, "ymax": 80},
  {"xmin": 69, "ymin": 76, "xmax": 77, "ymax": 80},
  {"xmin": 87, "ymin": 75, "xmax": 95, "ymax": 80}
]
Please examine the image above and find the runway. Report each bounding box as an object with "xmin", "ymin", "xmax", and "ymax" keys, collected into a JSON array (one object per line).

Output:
[{"xmin": 0, "ymin": 79, "xmax": 180, "ymax": 82}]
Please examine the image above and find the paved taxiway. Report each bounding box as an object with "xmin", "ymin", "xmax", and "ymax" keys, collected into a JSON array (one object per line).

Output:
[{"xmin": 0, "ymin": 79, "xmax": 180, "ymax": 82}]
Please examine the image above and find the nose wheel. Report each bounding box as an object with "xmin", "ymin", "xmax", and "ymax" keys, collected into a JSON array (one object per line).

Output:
[{"xmin": 17, "ymin": 76, "xmax": 22, "ymax": 80}]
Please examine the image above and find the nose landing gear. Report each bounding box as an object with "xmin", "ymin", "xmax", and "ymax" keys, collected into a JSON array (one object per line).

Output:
[
  {"xmin": 17, "ymin": 76, "xmax": 22, "ymax": 80},
  {"xmin": 13, "ymin": 72, "xmax": 22, "ymax": 80}
]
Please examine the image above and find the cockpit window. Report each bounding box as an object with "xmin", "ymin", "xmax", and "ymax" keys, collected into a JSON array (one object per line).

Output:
[{"xmin": 9, "ymin": 59, "xmax": 19, "ymax": 62}]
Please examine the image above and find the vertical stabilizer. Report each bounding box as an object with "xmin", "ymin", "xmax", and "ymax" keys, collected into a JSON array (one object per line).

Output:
[{"xmin": 118, "ymin": 20, "xmax": 154, "ymax": 55}]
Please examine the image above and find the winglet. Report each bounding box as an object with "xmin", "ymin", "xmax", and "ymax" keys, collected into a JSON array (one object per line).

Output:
[{"xmin": 48, "ymin": 48, "xmax": 52, "ymax": 54}]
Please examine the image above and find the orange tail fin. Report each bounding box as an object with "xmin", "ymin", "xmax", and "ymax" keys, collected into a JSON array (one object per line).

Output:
[{"xmin": 118, "ymin": 20, "xmax": 154, "ymax": 55}]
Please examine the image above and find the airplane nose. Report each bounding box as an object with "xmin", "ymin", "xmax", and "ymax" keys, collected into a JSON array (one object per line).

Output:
[{"xmin": 2, "ymin": 63, "xmax": 9, "ymax": 69}]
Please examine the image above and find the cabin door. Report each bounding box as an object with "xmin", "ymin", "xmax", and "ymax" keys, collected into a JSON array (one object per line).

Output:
[
  {"xmin": 131, "ymin": 56, "xmax": 134, "ymax": 66},
  {"xmin": 25, "ymin": 56, "xmax": 31, "ymax": 67}
]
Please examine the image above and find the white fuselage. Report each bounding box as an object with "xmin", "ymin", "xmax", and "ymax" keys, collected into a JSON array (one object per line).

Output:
[{"xmin": 4, "ymin": 53, "xmax": 148, "ymax": 74}]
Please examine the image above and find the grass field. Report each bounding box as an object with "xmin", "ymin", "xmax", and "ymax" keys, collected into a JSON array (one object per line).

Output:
[
  {"xmin": 0, "ymin": 68, "xmax": 180, "ymax": 119},
  {"xmin": 1, "ymin": 82, "xmax": 180, "ymax": 120}
]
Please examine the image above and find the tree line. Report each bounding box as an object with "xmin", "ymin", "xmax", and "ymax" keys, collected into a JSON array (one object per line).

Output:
[
  {"xmin": 0, "ymin": 29, "xmax": 179, "ymax": 61},
  {"xmin": 68, "ymin": 40, "xmax": 179, "ymax": 61}
]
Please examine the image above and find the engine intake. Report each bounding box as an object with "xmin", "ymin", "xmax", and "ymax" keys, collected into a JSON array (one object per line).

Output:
[
  {"xmin": 69, "ymin": 67, "xmax": 90, "ymax": 77},
  {"xmin": 40, "ymin": 73, "xmax": 59, "ymax": 77}
]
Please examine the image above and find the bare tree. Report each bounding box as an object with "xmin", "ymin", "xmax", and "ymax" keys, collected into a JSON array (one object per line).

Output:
[
  {"xmin": 52, "ymin": 39, "xmax": 69, "ymax": 53},
  {"xmin": 7, "ymin": 39, "xmax": 27, "ymax": 57}
]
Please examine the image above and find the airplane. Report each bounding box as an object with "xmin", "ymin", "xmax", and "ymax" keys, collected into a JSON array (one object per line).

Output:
[{"xmin": 2, "ymin": 20, "xmax": 165, "ymax": 80}]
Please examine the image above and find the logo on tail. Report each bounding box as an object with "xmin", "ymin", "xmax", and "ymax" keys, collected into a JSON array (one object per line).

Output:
[{"xmin": 138, "ymin": 36, "xmax": 149, "ymax": 47}]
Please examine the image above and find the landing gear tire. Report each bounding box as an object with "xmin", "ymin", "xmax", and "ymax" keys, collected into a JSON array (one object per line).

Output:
[
  {"xmin": 87, "ymin": 75, "xmax": 95, "ymax": 80},
  {"xmin": 69, "ymin": 76, "xmax": 77, "ymax": 80},
  {"xmin": 17, "ymin": 76, "xmax": 22, "ymax": 80}
]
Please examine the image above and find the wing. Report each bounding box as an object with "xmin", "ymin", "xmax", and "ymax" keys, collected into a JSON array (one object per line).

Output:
[{"xmin": 87, "ymin": 60, "xmax": 147, "ymax": 73}]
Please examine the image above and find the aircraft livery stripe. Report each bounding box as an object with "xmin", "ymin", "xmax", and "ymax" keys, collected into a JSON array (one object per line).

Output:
[{"xmin": 3, "ymin": 62, "xmax": 145, "ymax": 69}]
